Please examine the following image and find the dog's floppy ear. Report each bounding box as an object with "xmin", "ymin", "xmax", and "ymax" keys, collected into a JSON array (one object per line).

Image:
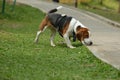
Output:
[
  {"xmin": 76, "ymin": 26, "xmax": 82, "ymax": 41},
  {"xmin": 76, "ymin": 26, "xmax": 89, "ymax": 41}
]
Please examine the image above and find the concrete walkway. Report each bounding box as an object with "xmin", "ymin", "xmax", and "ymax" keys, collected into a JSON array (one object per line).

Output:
[{"xmin": 17, "ymin": 0, "xmax": 120, "ymax": 70}]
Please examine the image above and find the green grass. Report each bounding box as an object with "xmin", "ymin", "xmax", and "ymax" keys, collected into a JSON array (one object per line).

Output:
[
  {"xmin": 78, "ymin": 0, "xmax": 120, "ymax": 23},
  {"xmin": 103, "ymin": 0, "xmax": 119, "ymax": 10},
  {"xmin": 80, "ymin": 5, "xmax": 120, "ymax": 23},
  {"xmin": 0, "ymin": 1, "xmax": 120, "ymax": 80},
  {"xmin": 80, "ymin": 0, "xmax": 119, "ymax": 10}
]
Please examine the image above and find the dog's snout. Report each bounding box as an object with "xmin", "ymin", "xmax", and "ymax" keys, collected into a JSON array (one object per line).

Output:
[
  {"xmin": 84, "ymin": 38, "xmax": 93, "ymax": 46},
  {"xmin": 89, "ymin": 41, "xmax": 93, "ymax": 45}
]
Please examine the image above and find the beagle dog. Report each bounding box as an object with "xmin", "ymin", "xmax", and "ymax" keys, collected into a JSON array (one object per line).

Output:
[{"xmin": 34, "ymin": 6, "xmax": 93, "ymax": 48}]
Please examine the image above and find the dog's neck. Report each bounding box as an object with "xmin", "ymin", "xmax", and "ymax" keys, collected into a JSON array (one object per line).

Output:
[{"xmin": 74, "ymin": 20, "xmax": 87, "ymax": 33}]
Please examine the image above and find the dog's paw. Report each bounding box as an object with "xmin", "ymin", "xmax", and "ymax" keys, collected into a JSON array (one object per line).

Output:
[
  {"xmin": 34, "ymin": 38, "xmax": 39, "ymax": 44},
  {"xmin": 51, "ymin": 44, "xmax": 56, "ymax": 47},
  {"xmin": 69, "ymin": 46, "xmax": 76, "ymax": 49}
]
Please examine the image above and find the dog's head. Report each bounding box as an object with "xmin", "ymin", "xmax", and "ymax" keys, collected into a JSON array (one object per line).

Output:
[{"xmin": 76, "ymin": 26, "xmax": 93, "ymax": 46}]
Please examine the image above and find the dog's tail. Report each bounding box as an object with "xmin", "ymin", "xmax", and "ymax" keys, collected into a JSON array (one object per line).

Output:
[{"xmin": 48, "ymin": 6, "xmax": 63, "ymax": 13}]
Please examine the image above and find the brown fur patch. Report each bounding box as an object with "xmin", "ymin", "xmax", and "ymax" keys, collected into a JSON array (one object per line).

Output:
[{"xmin": 76, "ymin": 27, "xmax": 89, "ymax": 41}]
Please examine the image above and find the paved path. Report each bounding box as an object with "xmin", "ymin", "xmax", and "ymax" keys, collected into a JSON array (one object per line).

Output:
[{"xmin": 17, "ymin": 0, "xmax": 120, "ymax": 69}]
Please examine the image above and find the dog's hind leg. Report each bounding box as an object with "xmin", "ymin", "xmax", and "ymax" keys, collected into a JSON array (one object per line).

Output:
[
  {"xmin": 50, "ymin": 29, "xmax": 56, "ymax": 47},
  {"xmin": 34, "ymin": 31, "xmax": 42, "ymax": 43},
  {"xmin": 34, "ymin": 18, "xmax": 48, "ymax": 43}
]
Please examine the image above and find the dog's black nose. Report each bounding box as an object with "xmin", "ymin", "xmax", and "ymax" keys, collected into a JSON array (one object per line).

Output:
[{"xmin": 89, "ymin": 42, "xmax": 93, "ymax": 45}]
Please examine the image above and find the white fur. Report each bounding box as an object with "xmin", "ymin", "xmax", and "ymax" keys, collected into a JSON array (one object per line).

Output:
[
  {"xmin": 68, "ymin": 18, "xmax": 77, "ymax": 34},
  {"xmin": 68, "ymin": 18, "xmax": 87, "ymax": 34},
  {"xmin": 50, "ymin": 30, "xmax": 56, "ymax": 47},
  {"xmin": 61, "ymin": 18, "xmax": 77, "ymax": 48},
  {"xmin": 63, "ymin": 33, "xmax": 76, "ymax": 48},
  {"xmin": 34, "ymin": 31, "xmax": 41, "ymax": 43},
  {"xmin": 34, "ymin": 25, "xmax": 48, "ymax": 43},
  {"xmin": 83, "ymin": 38, "xmax": 92, "ymax": 45},
  {"xmin": 84, "ymin": 38, "xmax": 91, "ymax": 43},
  {"xmin": 56, "ymin": 6, "xmax": 63, "ymax": 10},
  {"xmin": 74, "ymin": 21, "xmax": 87, "ymax": 33},
  {"xmin": 75, "ymin": 21, "xmax": 86, "ymax": 28},
  {"xmin": 61, "ymin": 14, "xmax": 66, "ymax": 16}
]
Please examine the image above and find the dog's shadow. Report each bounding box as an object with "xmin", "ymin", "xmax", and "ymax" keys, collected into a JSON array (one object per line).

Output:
[
  {"xmin": 73, "ymin": 42, "xmax": 83, "ymax": 47},
  {"xmin": 57, "ymin": 41, "xmax": 83, "ymax": 48}
]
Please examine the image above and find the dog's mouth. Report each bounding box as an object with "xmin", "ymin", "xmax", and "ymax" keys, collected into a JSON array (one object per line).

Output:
[{"xmin": 82, "ymin": 38, "xmax": 93, "ymax": 46}]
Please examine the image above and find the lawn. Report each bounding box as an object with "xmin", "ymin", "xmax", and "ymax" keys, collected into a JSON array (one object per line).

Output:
[
  {"xmin": 78, "ymin": 0, "xmax": 120, "ymax": 23},
  {"xmin": 0, "ymin": 1, "xmax": 120, "ymax": 80}
]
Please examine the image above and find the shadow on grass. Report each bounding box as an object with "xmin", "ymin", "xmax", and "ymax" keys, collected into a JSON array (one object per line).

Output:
[{"xmin": 56, "ymin": 41, "xmax": 83, "ymax": 48}]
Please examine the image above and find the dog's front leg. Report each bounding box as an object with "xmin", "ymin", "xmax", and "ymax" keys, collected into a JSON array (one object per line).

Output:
[
  {"xmin": 50, "ymin": 30, "xmax": 56, "ymax": 47},
  {"xmin": 63, "ymin": 34, "xmax": 76, "ymax": 48}
]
